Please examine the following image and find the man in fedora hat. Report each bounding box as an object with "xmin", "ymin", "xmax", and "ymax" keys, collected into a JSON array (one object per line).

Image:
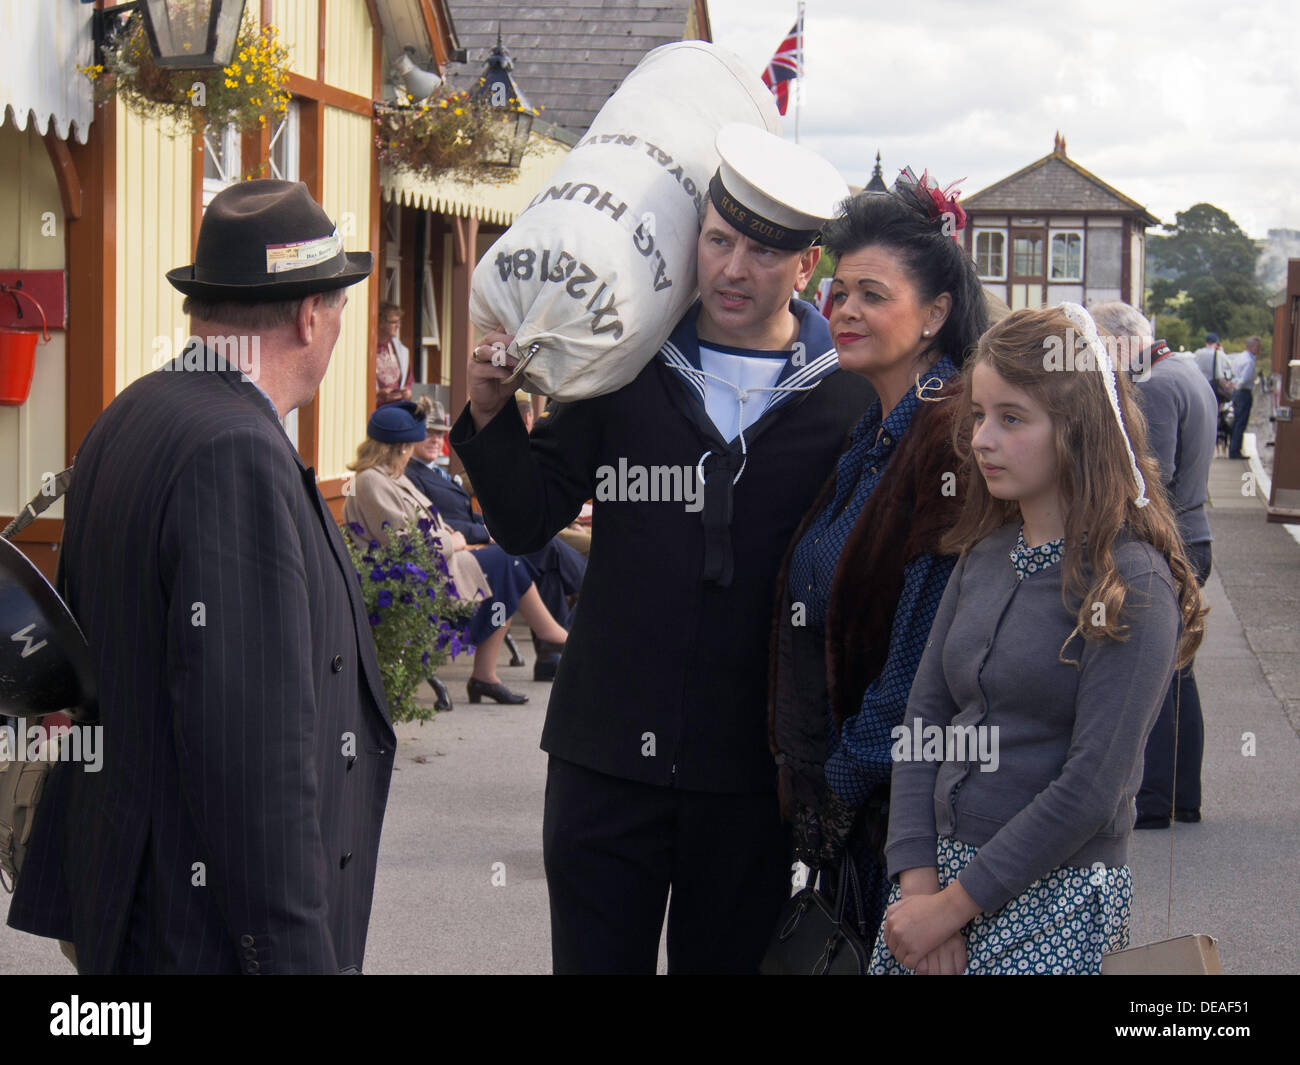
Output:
[
  {"xmin": 453, "ymin": 125, "xmax": 874, "ymax": 973},
  {"xmin": 6, "ymin": 180, "xmax": 394, "ymax": 973}
]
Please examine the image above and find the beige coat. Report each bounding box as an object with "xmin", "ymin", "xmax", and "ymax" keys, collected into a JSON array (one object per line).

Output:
[{"xmin": 343, "ymin": 466, "xmax": 491, "ymax": 602}]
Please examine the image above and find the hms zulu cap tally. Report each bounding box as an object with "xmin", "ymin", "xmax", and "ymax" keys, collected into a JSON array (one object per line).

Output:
[
  {"xmin": 707, "ymin": 124, "xmax": 850, "ymax": 250},
  {"xmin": 166, "ymin": 179, "xmax": 372, "ymax": 301}
]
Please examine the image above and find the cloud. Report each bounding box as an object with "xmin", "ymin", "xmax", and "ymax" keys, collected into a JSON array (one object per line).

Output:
[{"xmin": 711, "ymin": 0, "xmax": 1299, "ymax": 234}]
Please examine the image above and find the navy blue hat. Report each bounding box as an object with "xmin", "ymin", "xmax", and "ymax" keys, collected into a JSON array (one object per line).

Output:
[
  {"xmin": 1205, "ymin": 332, "xmax": 1219, "ymax": 343},
  {"xmin": 367, "ymin": 401, "xmax": 426, "ymax": 443}
]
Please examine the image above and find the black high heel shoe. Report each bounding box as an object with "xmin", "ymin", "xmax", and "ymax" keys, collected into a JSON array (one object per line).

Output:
[
  {"xmin": 427, "ymin": 676, "xmax": 452, "ymax": 711},
  {"xmin": 504, "ymin": 633, "xmax": 526, "ymax": 668},
  {"xmin": 467, "ymin": 677, "xmax": 528, "ymax": 705}
]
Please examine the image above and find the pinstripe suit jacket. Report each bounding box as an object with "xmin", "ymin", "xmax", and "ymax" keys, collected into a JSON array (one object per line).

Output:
[{"xmin": 6, "ymin": 356, "xmax": 396, "ymax": 973}]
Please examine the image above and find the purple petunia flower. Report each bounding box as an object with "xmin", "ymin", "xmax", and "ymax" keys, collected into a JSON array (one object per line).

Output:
[
  {"xmin": 369, "ymin": 565, "xmax": 387, "ymax": 583},
  {"xmin": 368, "ymin": 611, "xmax": 381, "ymax": 626},
  {"xmin": 377, "ymin": 590, "xmax": 393, "ymax": 608},
  {"xmin": 417, "ymin": 517, "xmax": 433, "ymax": 533},
  {"xmin": 422, "ymin": 650, "xmax": 430, "ymax": 667},
  {"xmin": 348, "ymin": 522, "xmax": 366, "ymax": 536}
]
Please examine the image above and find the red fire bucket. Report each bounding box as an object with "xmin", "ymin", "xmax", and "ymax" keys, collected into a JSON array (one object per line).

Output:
[{"xmin": 0, "ymin": 329, "xmax": 40, "ymax": 406}]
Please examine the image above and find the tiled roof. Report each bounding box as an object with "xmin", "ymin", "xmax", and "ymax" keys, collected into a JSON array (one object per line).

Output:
[
  {"xmin": 443, "ymin": 0, "xmax": 708, "ymax": 139},
  {"xmin": 961, "ymin": 149, "xmax": 1159, "ymax": 227}
]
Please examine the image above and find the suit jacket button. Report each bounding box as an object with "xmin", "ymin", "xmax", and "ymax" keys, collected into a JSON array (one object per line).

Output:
[
  {"xmin": 332, "ymin": 654, "xmax": 344, "ymax": 672},
  {"xmin": 340, "ymin": 851, "xmax": 353, "ymax": 868},
  {"xmin": 240, "ymin": 935, "xmax": 255, "ymax": 948},
  {"xmin": 246, "ymin": 960, "xmax": 260, "ymax": 973},
  {"xmin": 243, "ymin": 947, "xmax": 257, "ymax": 960}
]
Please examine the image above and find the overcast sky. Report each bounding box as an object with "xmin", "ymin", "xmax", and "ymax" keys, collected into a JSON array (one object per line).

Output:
[{"xmin": 707, "ymin": 0, "xmax": 1296, "ymax": 238}]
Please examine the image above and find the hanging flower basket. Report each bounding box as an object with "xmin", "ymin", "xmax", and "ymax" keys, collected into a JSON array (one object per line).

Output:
[
  {"xmin": 375, "ymin": 89, "xmax": 537, "ymax": 186},
  {"xmin": 80, "ymin": 8, "xmax": 291, "ymax": 136}
]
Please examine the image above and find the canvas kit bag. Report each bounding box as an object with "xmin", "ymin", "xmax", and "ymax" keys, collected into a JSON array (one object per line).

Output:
[{"xmin": 469, "ymin": 40, "xmax": 780, "ymax": 401}]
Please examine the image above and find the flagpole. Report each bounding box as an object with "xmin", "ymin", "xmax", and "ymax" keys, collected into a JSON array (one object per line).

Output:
[{"xmin": 794, "ymin": 1, "xmax": 804, "ymax": 144}]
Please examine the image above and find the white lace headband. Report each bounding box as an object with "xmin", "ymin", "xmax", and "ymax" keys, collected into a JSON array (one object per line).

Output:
[{"xmin": 1058, "ymin": 301, "xmax": 1149, "ymax": 509}]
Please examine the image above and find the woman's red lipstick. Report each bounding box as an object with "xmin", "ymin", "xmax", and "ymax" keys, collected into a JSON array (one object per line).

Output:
[{"xmin": 836, "ymin": 332, "xmax": 865, "ymax": 344}]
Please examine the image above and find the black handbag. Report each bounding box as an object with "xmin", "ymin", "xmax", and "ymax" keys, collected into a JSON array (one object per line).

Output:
[{"xmin": 760, "ymin": 859, "xmax": 872, "ymax": 975}]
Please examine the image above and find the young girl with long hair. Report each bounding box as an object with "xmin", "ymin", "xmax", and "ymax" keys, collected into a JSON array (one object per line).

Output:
[{"xmin": 870, "ymin": 304, "xmax": 1207, "ymax": 975}]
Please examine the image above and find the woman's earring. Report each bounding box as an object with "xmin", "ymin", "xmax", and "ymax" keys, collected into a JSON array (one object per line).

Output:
[{"xmin": 923, "ymin": 329, "xmax": 931, "ymax": 337}]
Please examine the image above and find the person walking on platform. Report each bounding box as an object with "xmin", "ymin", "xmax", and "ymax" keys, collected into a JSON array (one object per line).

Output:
[{"xmin": 1093, "ymin": 302, "xmax": 1216, "ymax": 829}]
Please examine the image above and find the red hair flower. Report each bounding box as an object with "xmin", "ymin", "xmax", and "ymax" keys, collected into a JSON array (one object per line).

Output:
[{"xmin": 897, "ymin": 167, "xmax": 967, "ymax": 242}]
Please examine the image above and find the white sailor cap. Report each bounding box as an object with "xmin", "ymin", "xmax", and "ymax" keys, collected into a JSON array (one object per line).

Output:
[{"xmin": 708, "ymin": 124, "xmax": 849, "ymax": 250}]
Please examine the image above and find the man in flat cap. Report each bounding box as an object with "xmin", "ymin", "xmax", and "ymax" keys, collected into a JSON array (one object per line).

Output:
[
  {"xmin": 7, "ymin": 180, "xmax": 394, "ymax": 974},
  {"xmin": 453, "ymin": 125, "xmax": 873, "ymax": 973}
]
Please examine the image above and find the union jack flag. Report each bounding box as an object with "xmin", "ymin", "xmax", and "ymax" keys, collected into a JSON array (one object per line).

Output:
[{"xmin": 760, "ymin": 13, "xmax": 803, "ymax": 116}]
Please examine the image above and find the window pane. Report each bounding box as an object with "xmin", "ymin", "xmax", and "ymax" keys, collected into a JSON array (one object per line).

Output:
[
  {"xmin": 1012, "ymin": 236, "xmax": 1042, "ymax": 277},
  {"xmin": 976, "ymin": 232, "xmax": 1004, "ymax": 278},
  {"xmin": 269, "ymin": 101, "xmax": 299, "ymax": 182},
  {"xmin": 202, "ymin": 125, "xmax": 241, "ymax": 209},
  {"xmin": 1050, "ymin": 232, "xmax": 1082, "ymax": 281}
]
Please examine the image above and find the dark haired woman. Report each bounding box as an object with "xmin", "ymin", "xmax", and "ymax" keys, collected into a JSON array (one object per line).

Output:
[{"xmin": 769, "ymin": 171, "xmax": 988, "ymax": 964}]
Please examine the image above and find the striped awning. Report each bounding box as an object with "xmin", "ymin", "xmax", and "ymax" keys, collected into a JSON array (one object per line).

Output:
[
  {"xmin": 380, "ymin": 134, "xmax": 569, "ymax": 224},
  {"xmin": 0, "ymin": 0, "xmax": 95, "ymax": 144}
]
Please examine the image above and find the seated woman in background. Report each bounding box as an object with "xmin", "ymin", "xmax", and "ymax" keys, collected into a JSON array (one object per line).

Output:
[
  {"xmin": 344, "ymin": 401, "xmax": 568, "ymax": 706},
  {"xmin": 873, "ymin": 305, "xmax": 1205, "ymax": 974},
  {"xmin": 406, "ymin": 398, "xmax": 586, "ymax": 684},
  {"xmin": 769, "ymin": 171, "xmax": 987, "ymax": 953}
]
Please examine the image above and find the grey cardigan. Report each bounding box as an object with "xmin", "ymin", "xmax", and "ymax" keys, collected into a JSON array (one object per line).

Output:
[{"xmin": 884, "ymin": 521, "xmax": 1181, "ymax": 913}]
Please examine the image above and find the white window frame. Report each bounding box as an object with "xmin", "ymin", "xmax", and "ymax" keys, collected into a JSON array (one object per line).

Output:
[
  {"xmin": 201, "ymin": 123, "xmax": 242, "ymax": 209},
  {"xmin": 268, "ymin": 100, "xmax": 300, "ymax": 183},
  {"xmin": 1049, "ymin": 229, "xmax": 1084, "ymax": 282},
  {"xmin": 974, "ymin": 229, "xmax": 1007, "ymax": 280}
]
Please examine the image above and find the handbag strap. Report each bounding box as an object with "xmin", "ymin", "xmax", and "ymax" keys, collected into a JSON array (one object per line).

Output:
[{"xmin": 814, "ymin": 856, "xmax": 863, "ymax": 930}]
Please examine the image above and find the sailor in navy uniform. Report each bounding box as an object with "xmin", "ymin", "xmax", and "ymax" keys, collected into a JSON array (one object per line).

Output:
[{"xmin": 452, "ymin": 125, "xmax": 874, "ymax": 973}]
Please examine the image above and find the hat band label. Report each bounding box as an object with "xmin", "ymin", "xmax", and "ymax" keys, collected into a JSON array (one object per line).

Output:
[
  {"xmin": 707, "ymin": 173, "xmax": 820, "ymax": 252},
  {"xmin": 266, "ymin": 230, "xmax": 344, "ymax": 274}
]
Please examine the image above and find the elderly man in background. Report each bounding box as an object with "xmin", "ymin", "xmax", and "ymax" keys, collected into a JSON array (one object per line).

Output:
[
  {"xmin": 7, "ymin": 180, "xmax": 394, "ymax": 973},
  {"xmin": 1228, "ymin": 337, "xmax": 1261, "ymax": 460},
  {"xmin": 1093, "ymin": 301, "xmax": 1216, "ymax": 830}
]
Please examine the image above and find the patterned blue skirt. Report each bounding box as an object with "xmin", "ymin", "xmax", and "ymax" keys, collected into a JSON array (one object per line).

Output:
[{"xmin": 869, "ymin": 836, "xmax": 1132, "ymax": 975}]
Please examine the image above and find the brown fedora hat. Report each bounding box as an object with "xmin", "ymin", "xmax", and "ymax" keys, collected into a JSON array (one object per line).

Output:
[{"xmin": 166, "ymin": 179, "xmax": 372, "ymax": 301}]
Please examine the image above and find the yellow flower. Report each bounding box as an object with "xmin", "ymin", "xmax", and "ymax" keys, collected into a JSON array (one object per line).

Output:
[{"xmin": 453, "ymin": 107, "xmax": 462, "ymax": 115}]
